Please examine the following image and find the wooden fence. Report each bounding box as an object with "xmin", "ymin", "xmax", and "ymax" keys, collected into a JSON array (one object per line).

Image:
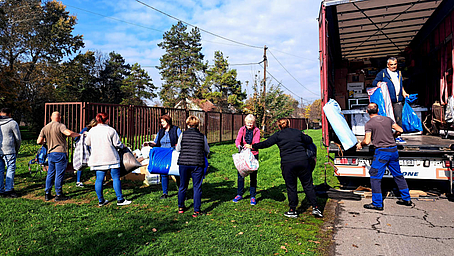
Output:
[{"xmin": 44, "ymin": 102, "xmax": 308, "ymax": 150}]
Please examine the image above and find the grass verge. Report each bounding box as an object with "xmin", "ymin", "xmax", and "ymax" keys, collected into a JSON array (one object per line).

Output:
[{"xmin": 1, "ymin": 129, "xmax": 338, "ymax": 255}]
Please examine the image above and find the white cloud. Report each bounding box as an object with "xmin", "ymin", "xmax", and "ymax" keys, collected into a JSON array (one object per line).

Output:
[{"xmin": 63, "ymin": 0, "xmax": 322, "ymax": 103}]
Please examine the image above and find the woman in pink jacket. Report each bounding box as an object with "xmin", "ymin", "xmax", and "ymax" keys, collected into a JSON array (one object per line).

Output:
[{"xmin": 233, "ymin": 114, "xmax": 261, "ymax": 205}]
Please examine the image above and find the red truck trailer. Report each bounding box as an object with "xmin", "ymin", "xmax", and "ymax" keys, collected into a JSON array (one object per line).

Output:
[{"xmin": 319, "ymin": 0, "xmax": 454, "ymax": 192}]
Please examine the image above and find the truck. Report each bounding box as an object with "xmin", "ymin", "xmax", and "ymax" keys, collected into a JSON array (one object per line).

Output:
[{"xmin": 318, "ymin": 0, "xmax": 454, "ymax": 192}]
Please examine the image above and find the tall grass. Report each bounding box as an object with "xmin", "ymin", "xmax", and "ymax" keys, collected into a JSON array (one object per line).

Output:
[{"xmin": 0, "ymin": 129, "xmax": 337, "ymax": 255}]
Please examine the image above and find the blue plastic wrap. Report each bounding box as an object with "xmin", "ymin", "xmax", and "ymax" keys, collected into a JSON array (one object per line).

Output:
[
  {"xmin": 405, "ymin": 94, "xmax": 418, "ymax": 104},
  {"xmin": 148, "ymin": 147, "xmax": 173, "ymax": 174},
  {"xmin": 402, "ymin": 101, "xmax": 423, "ymax": 132},
  {"xmin": 369, "ymin": 87, "xmax": 387, "ymax": 117},
  {"xmin": 323, "ymin": 99, "xmax": 358, "ymax": 150},
  {"xmin": 148, "ymin": 147, "xmax": 209, "ymax": 177}
]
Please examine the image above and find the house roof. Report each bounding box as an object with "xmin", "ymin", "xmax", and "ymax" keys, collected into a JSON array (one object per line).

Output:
[{"xmin": 174, "ymin": 98, "xmax": 218, "ymax": 112}]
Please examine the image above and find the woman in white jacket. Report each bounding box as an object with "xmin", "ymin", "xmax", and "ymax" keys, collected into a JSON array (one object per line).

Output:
[{"xmin": 86, "ymin": 112, "xmax": 131, "ymax": 207}]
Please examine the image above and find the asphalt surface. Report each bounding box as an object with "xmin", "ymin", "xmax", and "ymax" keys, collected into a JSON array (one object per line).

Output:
[{"xmin": 333, "ymin": 197, "xmax": 454, "ymax": 256}]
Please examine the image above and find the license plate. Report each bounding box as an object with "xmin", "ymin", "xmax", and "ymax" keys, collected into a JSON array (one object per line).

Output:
[{"xmin": 399, "ymin": 159, "xmax": 414, "ymax": 166}]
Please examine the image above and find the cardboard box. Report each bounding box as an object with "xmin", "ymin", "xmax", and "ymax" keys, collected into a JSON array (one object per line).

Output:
[
  {"xmin": 335, "ymin": 78, "xmax": 347, "ymax": 95},
  {"xmin": 335, "ymin": 68, "xmax": 348, "ymax": 79},
  {"xmin": 347, "ymin": 82, "xmax": 364, "ymax": 91},
  {"xmin": 347, "ymin": 73, "xmax": 365, "ymax": 83},
  {"xmin": 122, "ymin": 172, "xmax": 146, "ymax": 181},
  {"xmin": 365, "ymin": 79, "xmax": 374, "ymax": 87},
  {"xmin": 335, "ymin": 94, "xmax": 347, "ymax": 109}
]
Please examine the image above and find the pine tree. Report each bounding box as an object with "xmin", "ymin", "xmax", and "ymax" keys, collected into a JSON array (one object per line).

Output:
[
  {"xmin": 121, "ymin": 63, "xmax": 156, "ymax": 106},
  {"xmin": 157, "ymin": 21, "xmax": 207, "ymax": 108},
  {"xmin": 203, "ymin": 51, "xmax": 246, "ymax": 112}
]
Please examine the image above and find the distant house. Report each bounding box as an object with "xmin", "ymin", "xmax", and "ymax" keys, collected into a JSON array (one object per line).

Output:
[{"xmin": 174, "ymin": 98, "xmax": 219, "ymax": 112}]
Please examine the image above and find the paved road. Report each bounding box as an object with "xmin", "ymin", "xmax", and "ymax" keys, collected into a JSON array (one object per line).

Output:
[{"xmin": 333, "ymin": 197, "xmax": 454, "ymax": 256}]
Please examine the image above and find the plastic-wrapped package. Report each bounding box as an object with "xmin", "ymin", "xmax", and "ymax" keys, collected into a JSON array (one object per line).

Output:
[
  {"xmin": 232, "ymin": 148, "xmax": 259, "ymax": 177},
  {"xmin": 322, "ymin": 99, "xmax": 358, "ymax": 150}
]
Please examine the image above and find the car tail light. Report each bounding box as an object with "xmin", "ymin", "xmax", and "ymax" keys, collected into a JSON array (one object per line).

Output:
[
  {"xmin": 334, "ymin": 157, "xmax": 359, "ymax": 165},
  {"xmin": 443, "ymin": 160, "xmax": 451, "ymax": 168}
]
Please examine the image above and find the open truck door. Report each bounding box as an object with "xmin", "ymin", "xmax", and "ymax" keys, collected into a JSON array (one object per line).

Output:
[{"xmin": 319, "ymin": 0, "xmax": 454, "ymax": 193}]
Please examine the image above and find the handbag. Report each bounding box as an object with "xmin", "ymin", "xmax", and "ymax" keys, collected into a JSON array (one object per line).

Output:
[{"xmin": 119, "ymin": 147, "xmax": 142, "ymax": 176}]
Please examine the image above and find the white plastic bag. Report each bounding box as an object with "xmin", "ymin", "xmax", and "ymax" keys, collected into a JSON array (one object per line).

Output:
[{"xmin": 232, "ymin": 148, "xmax": 259, "ymax": 177}]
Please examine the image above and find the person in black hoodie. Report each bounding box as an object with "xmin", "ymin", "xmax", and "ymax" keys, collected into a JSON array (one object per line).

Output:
[
  {"xmin": 245, "ymin": 118, "xmax": 323, "ymax": 218},
  {"xmin": 175, "ymin": 115, "xmax": 210, "ymax": 217}
]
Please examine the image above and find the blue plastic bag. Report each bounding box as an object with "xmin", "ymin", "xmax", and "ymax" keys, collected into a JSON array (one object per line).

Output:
[
  {"xmin": 405, "ymin": 94, "xmax": 418, "ymax": 104},
  {"xmin": 402, "ymin": 101, "xmax": 422, "ymax": 132},
  {"xmin": 322, "ymin": 99, "xmax": 358, "ymax": 150},
  {"xmin": 148, "ymin": 147, "xmax": 173, "ymax": 174},
  {"xmin": 369, "ymin": 87, "xmax": 387, "ymax": 117}
]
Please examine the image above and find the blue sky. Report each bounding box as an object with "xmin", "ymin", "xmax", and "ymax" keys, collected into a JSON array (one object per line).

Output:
[{"xmin": 62, "ymin": 0, "xmax": 322, "ymax": 105}]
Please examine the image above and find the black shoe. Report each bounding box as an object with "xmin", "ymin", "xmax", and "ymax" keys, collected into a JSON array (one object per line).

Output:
[
  {"xmin": 45, "ymin": 194, "xmax": 52, "ymax": 201},
  {"xmin": 55, "ymin": 195, "xmax": 70, "ymax": 201},
  {"xmin": 284, "ymin": 209, "xmax": 298, "ymax": 218},
  {"xmin": 363, "ymin": 203, "xmax": 384, "ymax": 211},
  {"xmin": 5, "ymin": 191, "xmax": 18, "ymax": 198},
  {"xmin": 396, "ymin": 199, "xmax": 413, "ymax": 206},
  {"xmin": 160, "ymin": 194, "xmax": 168, "ymax": 199}
]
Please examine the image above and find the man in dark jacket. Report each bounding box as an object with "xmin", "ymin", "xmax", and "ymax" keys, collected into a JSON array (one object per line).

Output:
[
  {"xmin": 372, "ymin": 57, "xmax": 409, "ymax": 143},
  {"xmin": 0, "ymin": 108, "xmax": 21, "ymax": 198}
]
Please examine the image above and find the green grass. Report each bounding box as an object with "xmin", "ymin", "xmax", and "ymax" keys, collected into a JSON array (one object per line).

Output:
[{"xmin": 0, "ymin": 129, "xmax": 337, "ymax": 255}]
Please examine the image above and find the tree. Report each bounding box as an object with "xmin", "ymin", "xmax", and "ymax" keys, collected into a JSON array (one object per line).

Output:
[
  {"xmin": 243, "ymin": 73, "xmax": 298, "ymax": 133},
  {"xmin": 53, "ymin": 51, "xmax": 100, "ymax": 102},
  {"xmin": 0, "ymin": 0, "xmax": 84, "ymax": 126},
  {"xmin": 121, "ymin": 63, "xmax": 156, "ymax": 106},
  {"xmin": 157, "ymin": 21, "xmax": 207, "ymax": 108},
  {"xmin": 308, "ymin": 99, "xmax": 322, "ymax": 122},
  {"xmin": 264, "ymin": 86, "xmax": 299, "ymax": 132},
  {"xmin": 98, "ymin": 52, "xmax": 131, "ymax": 104},
  {"xmin": 202, "ymin": 51, "xmax": 246, "ymax": 112}
]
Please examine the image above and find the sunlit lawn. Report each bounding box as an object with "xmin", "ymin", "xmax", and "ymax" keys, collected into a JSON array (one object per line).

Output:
[{"xmin": 0, "ymin": 129, "xmax": 337, "ymax": 255}]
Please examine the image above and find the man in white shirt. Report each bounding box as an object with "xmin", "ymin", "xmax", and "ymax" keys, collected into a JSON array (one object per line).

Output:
[{"xmin": 372, "ymin": 57, "xmax": 409, "ymax": 143}]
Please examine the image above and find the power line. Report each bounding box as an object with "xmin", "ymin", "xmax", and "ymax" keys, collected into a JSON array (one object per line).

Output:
[
  {"xmin": 134, "ymin": 0, "xmax": 262, "ymax": 49},
  {"xmin": 269, "ymin": 48, "xmax": 318, "ymax": 62},
  {"xmin": 259, "ymin": 63, "xmax": 302, "ymax": 99},
  {"xmin": 66, "ymin": 4, "xmax": 164, "ymax": 33},
  {"xmin": 267, "ymin": 49, "xmax": 319, "ymax": 96}
]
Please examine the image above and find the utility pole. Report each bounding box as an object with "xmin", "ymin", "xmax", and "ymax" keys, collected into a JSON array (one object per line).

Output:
[{"xmin": 261, "ymin": 45, "xmax": 268, "ymax": 131}]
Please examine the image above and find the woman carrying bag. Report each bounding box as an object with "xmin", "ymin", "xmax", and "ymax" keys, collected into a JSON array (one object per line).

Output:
[{"xmin": 232, "ymin": 114, "xmax": 260, "ymax": 205}]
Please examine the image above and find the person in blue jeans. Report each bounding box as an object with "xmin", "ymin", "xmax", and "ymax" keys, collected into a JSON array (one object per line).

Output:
[
  {"xmin": 176, "ymin": 115, "xmax": 210, "ymax": 217},
  {"xmin": 73, "ymin": 119, "xmax": 97, "ymax": 187},
  {"xmin": 149, "ymin": 114, "xmax": 181, "ymax": 199},
  {"xmin": 37, "ymin": 111, "xmax": 80, "ymax": 201},
  {"xmin": 233, "ymin": 114, "xmax": 260, "ymax": 205},
  {"xmin": 357, "ymin": 103, "xmax": 412, "ymax": 210},
  {"xmin": 0, "ymin": 108, "xmax": 22, "ymax": 198},
  {"xmin": 86, "ymin": 112, "xmax": 131, "ymax": 206}
]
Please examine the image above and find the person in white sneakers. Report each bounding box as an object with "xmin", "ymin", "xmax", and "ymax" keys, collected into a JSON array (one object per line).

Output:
[{"xmin": 86, "ymin": 112, "xmax": 131, "ymax": 207}]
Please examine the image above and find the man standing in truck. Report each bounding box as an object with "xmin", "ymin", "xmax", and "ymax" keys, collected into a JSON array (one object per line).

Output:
[
  {"xmin": 372, "ymin": 57, "xmax": 409, "ymax": 143},
  {"xmin": 357, "ymin": 103, "xmax": 413, "ymax": 211}
]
